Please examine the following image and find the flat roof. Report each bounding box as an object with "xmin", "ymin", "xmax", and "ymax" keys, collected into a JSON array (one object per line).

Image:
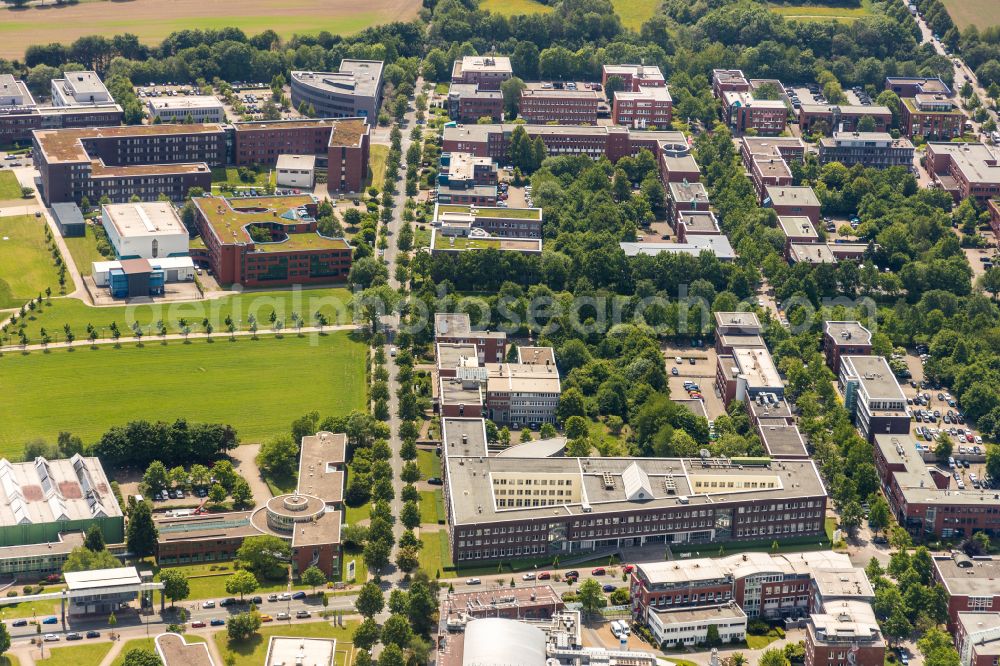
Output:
[
  {"xmin": 789, "ymin": 243, "xmax": 837, "ymax": 264},
  {"xmin": 667, "ymin": 180, "xmax": 709, "ymax": 203},
  {"xmin": 778, "ymin": 216, "xmax": 817, "ymax": 239},
  {"xmin": 759, "ymin": 424, "xmax": 808, "ymax": 458},
  {"xmin": 454, "ymin": 56, "xmax": 513, "ymax": 76},
  {"xmin": 616, "ymin": 85, "xmax": 672, "ymax": 102},
  {"xmin": 876, "ymin": 435, "xmax": 1000, "ymax": 507},
  {"xmin": 265, "ymin": 636, "xmax": 336, "ymax": 666},
  {"xmin": 748, "ymin": 395, "xmax": 793, "ymax": 420},
  {"xmin": 959, "ymin": 613, "xmax": 1000, "ymax": 654},
  {"xmin": 928, "ymin": 142, "xmax": 1000, "ymax": 186},
  {"xmin": 485, "ymin": 361, "xmax": 560, "ymax": 395},
  {"xmin": 651, "ymin": 602, "xmax": 746, "ymax": 622},
  {"xmin": 442, "ymin": 585, "xmax": 563, "ymax": 619},
  {"xmin": 65, "ymin": 566, "xmax": 141, "ymax": 590},
  {"xmin": 440, "ymin": 376, "xmax": 484, "ymax": 407},
  {"xmin": 886, "ymin": 76, "xmax": 951, "ymax": 95},
  {"xmin": 192, "ymin": 195, "xmax": 350, "ymax": 252},
  {"xmin": 677, "ymin": 210, "xmax": 718, "ymax": 232},
  {"xmin": 436, "ymin": 312, "xmax": 508, "ymax": 339},
  {"xmin": 437, "ymin": 343, "xmax": 479, "ymax": 369},
  {"xmin": 765, "ymin": 186, "xmax": 820, "ymax": 208},
  {"xmin": 60, "ymin": 71, "xmax": 108, "ymax": 96},
  {"xmin": 156, "ymin": 633, "xmax": 215, "ymax": 666},
  {"xmin": 741, "ymin": 136, "xmax": 805, "ymax": 155},
  {"xmin": 155, "ymin": 511, "xmax": 259, "ymax": 544},
  {"xmin": 715, "ymin": 311, "xmax": 761, "ymax": 330},
  {"xmin": 0, "ymin": 454, "xmax": 122, "ymax": 526},
  {"xmin": 799, "ymin": 103, "xmax": 892, "ymax": 116},
  {"xmin": 34, "ymin": 123, "xmax": 225, "ymax": 164},
  {"xmin": 731, "ymin": 347, "xmax": 783, "ymax": 389},
  {"xmin": 276, "ymin": 154, "xmax": 317, "ymax": 170},
  {"xmin": 712, "ymin": 69, "xmax": 748, "ymax": 85},
  {"xmin": 447, "ymin": 83, "xmax": 502, "ymax": 99},
  {"xmin": 821, "ymin": 131, "xmax": 913, "ymax": 148},
  {"xmin": 292, "ymin": 60, "xmax": 383, "ymax": 99},
  {"xmin": 619, "ymin": 236, "xmax": 736, "ymax": 260},
  {"xmin": 290, "ymin": 511, "xmax": 341, "ymax": 548},
  {"xmin": 935, "ymin": 554, "xmax": 1000, "ymax": 597},
  {"xmin": 841, "ymin": 356, "xmax": 905, "ymax": 401},
  {"xmin": 636, "ymin": 551, "xmax": 853, "ymax": 587},
  {"xmin": 824, "ymin": 321, "xmax": 872, "ymax": 345},
  {"xmin": 435, "ymin": 202, "xmax": 542, "ymax": 221},
  {"xmin": 148, "ymin": 96, "xmax": 223, "ymax": 111},
  {"xmin": 812, "ymin": 569, "xmax": 875, "ymax": 599},
  {"xmin": 723, "ymin": 90, "xmax": 787, "ymax": 109},
  {"xmin": 296, "ymin": 432, "xmax": 345, "ymax": 505},
  {"xmin": 522, "ymin": 83, "xmax": 602, "ymax": 100},
  {"xmin": 605, "ymin": 64, "xmax": 665, "ymax": 80},
  {"xmin": 443, "ymin": 152, "xmax": 495, "ymax": 180},
  {"xmin": 518, "ymin": 346, "xmax": 556, "ymax": 366},
  {"xmin": 432, "ymin": 231, "xmax": 542, "ymax": 253},
  {"xmin": 103, "ymin": 202, "xmax": 186, "ymax": 239},
  {"xmin": 662, "ymin": 155, "xmax": 700, "ymax": 174},
  {"xmin": 672, "ymin": 398, "xmax": 709, "ymax": 421},
  {"xmin": 753, "ymin": 156, "xmax": 793, "ymax": 180},
  {"xmin": 809, "ymin": 600, "xmax": 883, "ymax": 645},
  {"xmin": 0, "ymin": 74, "xmax": 33, "ymax": 107}
]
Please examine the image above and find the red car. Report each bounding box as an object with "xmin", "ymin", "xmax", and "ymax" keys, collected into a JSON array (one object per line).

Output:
[
  {"xmin": 622, "ymin": 565, "xmax": 634, "ymax": 574},
  {"xmin": 191, "ymin": 621, "xmax": 206, "ymax": 628},
  {"xmin": 591, "ymin": 567, "xmax": 606, "ymax": 576},
  {"xmin": 537, "ymin": 572, "xmax": 551, "ymax": 580}
]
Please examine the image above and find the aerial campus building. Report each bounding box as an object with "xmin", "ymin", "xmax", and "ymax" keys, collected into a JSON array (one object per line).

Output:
[
  {"xmin": 290, "ymin": 60, "xmax": 384, "ymax": 119},
  {"xmin": 190, "ymin": 194, "xmax": 352, "ymax": 287},
  {"xmin": 440, "ymin": 417, "xmax": 828, "ymax": 565},
  {"xmin": 0, "ymin": 72, "xmax": 122, "ymax": 145},
  {"xmin": 0, "ymin": 454, "xmax": 124, "ymax": 577}
]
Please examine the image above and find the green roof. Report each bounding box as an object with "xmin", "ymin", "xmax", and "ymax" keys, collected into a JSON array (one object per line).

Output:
[
  {"xmin": 433, "ymin": 235, "xmax": 501, "ymax": 250},
  {"xmin": 194, "ymin": 195, "xmax": 350, "ymax": 252},
  {"xmin": 436, "ymin": 204, "xmax": 542, "ymax": 220}
]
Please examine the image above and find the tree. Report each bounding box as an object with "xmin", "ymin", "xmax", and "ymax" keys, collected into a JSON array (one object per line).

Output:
[
  {"xmin": 301, "ymin": 565, "xmax": 326, "ymax": 592},
  {"xmin": 363, "ymin": 538, "xmax": 391, "ymax": 573},
  {"xmin": 212, "ymin": 460, "xmax": 238, "ymax": 491},
  {"xmin": 564, "ymin": 416, "xmax": 589, "ymax": 440},
  {"xmin": 500, "ymin": 77, "xmax": 526, "ymax": 118},
  {"xmin": 934, "ymin": 432, "xmax": 953, "ymax": 460},
  {"xmin": 540, "ymin": 423, "xmax": 557, "ymax": 439},
  {"xmin": 883, "ymin": 606, "xmax": 913, "ymax": 645},
  {"xmin": 142, "ymin": 461, "xmax": 169, "ymax": 494},
  {"xmin": 979, "ymin": 267, "xmax": 1000, "ymax": 302},
  {"xmin": 705, "ymin": 624, "xmax": 721, "ymax": 647},
  {"xmin": 839, "ymin": 501, "xmax": 864, "ymax": 537},
  {"xmin": 256, "ymin": 434, "xmax": 299, "ymax": 479},
  {"xmin": 226, "ymin": 570, "xmax": 259, "ymax": 600},
  {"xmin": 227, "ymin": 610, "xmax": 262, "ymax": 642},
  {"xmin": 577, "ymin": 578, "xmax": 604, "ymax": 616},
  {"xmin": 382, "ymin": 614, "xmax": 414, "ymax": 648},
  {"xmin": 918, "ymin": 627, "xmax": 959, "ymax": 666},
  {"xmin": 400, "ymin": 501, "xmax": 420, "ymax": 529},
  {"xmin": 0, "ymin": 622, "xmax": 9, "ymax": 660},
  {"xmin": 759, "ymin": 648, "xmax": 791, "ymax": 666},
  {"xmin": 353, "ymin": 618, "xmax": 380, "ymax": 651},
  {"xmin": 63, "ymin": 546, "xmax": 121, "ymax": 572},
  {"xmin": 236, "ymin": 535, "xmax": 291, "ymax": 578},
  {"xmin": 121, "ymin": 649, "xmax": 161, "ymax": 666},
  {"xmin": 126, "ymin": 501, "xmax": 158, "ymax": 557},
  {"xmin": 160, "ymin": 568, "xmax": 190, "ymax": 606},
  {"xmin": 231, "ymin": 478, "xmax": 253, "ymax": 510},
  {"xmin": 84, "ymin": 524, "xmax": 106, "ymax": 552},
  {"xmin": 355, "ymin": 581, "xmax": 385, "ymax": 618},
  {"xmin": 868, "ymin": 496, "xmax": 890, "ymax": 536},
  {"xmin": 209, "ymin": 483, "xmax": 228, "ymax": 505},
  {"xmin": 378, "ymin": 644, "xmax": 405, "ymax": 666}
]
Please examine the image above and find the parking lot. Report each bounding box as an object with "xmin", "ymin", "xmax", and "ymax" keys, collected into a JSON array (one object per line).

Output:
[
  {"xmin": 136, "ymin": 82, "xmax": 304, "ymax": 123},
  {"xmin": 662, "ymin": 342, "xmax": 727, "ymax": 420}
]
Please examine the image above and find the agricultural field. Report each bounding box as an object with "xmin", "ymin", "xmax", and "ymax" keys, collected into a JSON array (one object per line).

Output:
[
  {"xmin": 941, "ymin": 0, "xmax": 1000, "ymax": 28},
  {"xmin": 477, "ymin": 0, "xmax": 655, "ymax": 29},
  {"xmin": 479, "ymin": 0, "xmax": 554, "ymax": 17},
  {"xmin": 0, "ymin": 215, "xmax": 61, "ymax": 310},
  {"xmin": 0, "ymin": 331, "xmax": 367, "ymax": 457},
  {"xmin": 213, "ymin": 621, "xmax": 356, "ymax": 666},
  {"xmin": 768, "ymin": 0, "xmax": 872, "ymax": 22},
  {"xmin": 5, "ymin": 286, "xmax": 354, "ymax": 344},
  {"xmin": 62, "ymin": 224, "xmax": 109, "ymax": 277},
  {"xmin": 0, "ymin": 0, "xmax": 421, "ymax": 60},
  {"xmin": 0, "ymin": 171, "xmax": 23, "ymax": 200}
]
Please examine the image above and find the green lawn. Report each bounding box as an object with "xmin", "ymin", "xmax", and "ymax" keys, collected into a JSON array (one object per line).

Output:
[
  {"xmin": 419, "ymin": 490, "xmax": 445, "ymax": 524},
  {"xmin": 214, "ymin": 621, "xmax": 355, "ymax": 666},
  {"xmin": 0, "ymin": 595, "xmax": 62, "ymax": 619},
  {"xmin": 368, "ymin": 145, "xmax": 389, "ymax": 190},
  {"xmin": 0, "ymin": 215, "xmax": 61, "ymax": 310},
  {"xmin": 111, "ymin": 635, "xmax": 206, "ymax": 666},
  {"xmin": 611, "ymin": 0, "xmax": 661, "ymax": 30},
  {"xmin": 413, "ymin": 225, "xmax": 431, "ymax": 249},
  {"xmin": 0, "ymin": 656, "xmax": 20, "ymax": 666},
  {"xmin": 0, "ymin": 171, "xmax": 23, "ymax": 199},
  {"xmin": 746, "ymin": 630, "xmax": 782, "ymax": 649},
  {"xmin": 416, "ymin": 449, "xmax": 441, "ymax": 480},
  {"xmin": 768, "ymin": 0, "xmax": 872, "ymax": 22},
  {"xmin": 0, "ymin": 332, "xmax": 366, "ymax": 456},
  {"xmin": 419, "ymin": 529, "xmax": 454, "ymax": 578},
  {"xmin": 211, "ymin": 167, "xmax": 275, "ymax": 193},
  {"xmin": 62, "ymin": 224, "xmax": 109, "ymax": 277},
  {"xmin": 338, "ymin": 546, "xmax": 368, "ymax": 584},
  {"xmin": 155, "ymin": 561, "xmax": 312, "ymax": 603},
  {"xmin": 36, "ymin": 642, "xmax": 114, "ymax": 666},
  {"xmin": 6, "ymin": 286, "xmax": 353, "ymax": 344},
  {"xmin": 479, "ymin": 0, "xmax": 553, "ymax": 16},
  {"xmin": 942, "ymin": 0, "xmax": 1000, "ymax": 28}
]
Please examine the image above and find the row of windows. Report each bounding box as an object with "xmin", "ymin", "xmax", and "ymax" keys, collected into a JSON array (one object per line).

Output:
[
  {"xmin": 736, "ymin": 522, "xmax": 819, "ymax": 536},
  {"xmin": 457, "ymin": 544, "xmax": 546, "ymax": 560}
]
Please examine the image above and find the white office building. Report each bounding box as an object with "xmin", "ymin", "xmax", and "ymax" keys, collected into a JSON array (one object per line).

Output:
[
  {"xmin": 101, "ymin": 202, "xmax": 189, "ymax": 259},
  {"xmin": 51, "ymin": 71, "xmax": 112, "ymax": 107},
  {"xmin": 147, "ymin": 96, "xmax": 225, "ymax": 123},
  {"xmin": 276, "ymin": 154, "xmax": 316, "ymax": 189}
]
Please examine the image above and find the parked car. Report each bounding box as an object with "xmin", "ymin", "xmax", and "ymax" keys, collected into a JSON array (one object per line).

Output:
[
  {"xmin": 191, "ymin": 621, "xmax": 206, "ymax": 628},
  {"xmin": 466, "ymin": 578, "xmax": 482, "ymax": 585},
  {"xmin": 42, "ymin": 616, "xmax": 58, "ymax": 624},
  {"xmin": 537, "ymin": 572, "xmax": 551, "ymax": 580},
  {"xmin": 291, "ymin": 591, "xmax": 306, "ymax": 600},
  {"xmin": 278, "ymin": 592, "xmax": 292, "ymax": 601},
  {"xmin": 12, "ymin": 619, "xmax": 27, "ymax": 627},
  {"xmin": 296, "ymin": 610, "xmax": 311, "ymax": 618},
  {"xmin": 591, "ymin": 567, "xmax": 606, "ymax": 576},
  {"xmin": 622, "ymin": 565, "xmax": 634, "ymax": 574},
  {"xmin": 267, "ymin": 594, "xmax": 279, "ymax": 602},
  {"xmin": 260, "ymin": 614, "xmax": 274, "ymax": 622},
  {"xmin": 210, "ymin": 619, "xmax": 226, "ymax": 626},
  {"xmin": 522, "ymin": 573, "xmax": 536, "ymax": 580},
  {"xmin": 220, "ymin": 598, "xmax": 237, "ymax": 607},
  {"xmin": 276, "ymin": 612, "xmax": 290, "ymax": 620},
  {"xmin": 44, "ymin": 634, "xmax": 59, "ymax": 642},
  {"xmin": 602, "ymin": 584, "xmax": 617, "ymax": 593},
  {"xmin": 202, "ymin": 601, "xmax": 216, "ymax": 609},
  {"xmin": 427, "ymin": 477, "xmax": 443, "ymax": 486},
  {"xmin": 66, "ymin": 633, "xmax": 82, "ymax": 641},
  {"xmin": 564, "ymin": 570, "xmax": 580, "ymax": 578}
]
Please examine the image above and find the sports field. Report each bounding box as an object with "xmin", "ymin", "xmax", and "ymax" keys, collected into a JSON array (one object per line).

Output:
[
  {"xmin": 7, "ymin": 286, "xmax": 354, "ymax": 344},
  {"xmin": 0, "ymin": 332, "xmax": 366, "ymax": 457},
  {"xmin": 941, "ymin": 0, "xmax": 1000, "ymax": 28},
  {"xmin": 769, "ymin": 0, "xmax": 872, "ymax": 22},
  {"xmin": 0, "ymin": 215, "xmax": 61, "ymax": 310},
  {"xmin": 0, "ymin": 0, "xmax": 421, "ymax": 60}
]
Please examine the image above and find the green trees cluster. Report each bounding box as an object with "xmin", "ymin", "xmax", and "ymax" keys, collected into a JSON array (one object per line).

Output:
[
  {"xmin": 868, "ymin": 546, "xmax": 949, "ymax": 643},
  {"xmin": 92, "ymin": 419, "xmax": 238, "ymax": 469}
]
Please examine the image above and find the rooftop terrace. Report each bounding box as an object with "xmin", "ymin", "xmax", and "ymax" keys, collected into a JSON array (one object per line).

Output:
[{"xmin": 193, "ymin": 194, "xmax": 350, "ymax": 252}]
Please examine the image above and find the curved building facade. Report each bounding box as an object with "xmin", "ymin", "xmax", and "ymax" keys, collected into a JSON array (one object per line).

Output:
[{"xmin": 290, "ymin": 61, "xmax": 384, "ymax": 119}]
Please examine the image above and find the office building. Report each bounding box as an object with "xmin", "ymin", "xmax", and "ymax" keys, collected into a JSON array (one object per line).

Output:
[
  {"xmin": 437, "ymin": 153, "xmax": 498, "ymax": 205},
  {"xmin": 660, "ymin": 153, "xmax": 701, "ymax": 185},
  {"xmin": 714, "ymin": 311, "xmax": 764, "ymax": 354},
  {"xmin": 716, "ymin": 346, "xmax": 785, "ymax": 405},
  {"xmin": 924, "ymin": 142, "xmax": 1000, "ymax": 203},
  {"xmin": 442, "ymin": 418, "xmax": 828, "ymax": 564},
  {"xmin": 289, "ymin": 61, "xmax": 384, "ymax": 119},
  {"xmin": 630, "ymin": 551, "xmax": 868, "ymax": 623},
  {"xmin": 648, "ymin": 603, "xmax": 748, "ymax": 647},
  {"xmin": 147, "ymin": 96, "xmax": 225, "ymax": 123},
  {"xmin": 934, "ymin": 553, "xmax": 1000, "ymax": 631},
  {"xmin": 798, "ymin": 104, "xmax": 892, "ymax": 135},
  {"xmin": 722, "ymin": 91, "xmax": 787, "ymax": 136},
  {"xmin": 876, "ymin": 439, "xmax": 1000, "ymax": 539},
  {"xmin": 435, "ymin": 313, "xmax": 506, "ymax": 363},
  {"xmin": 764, "ymin": 186, "xmax": 821, "ymax": 225},
  {"xmin": 92, "ymin": 256, "xmax": 196, "ymax": 298},
  {"xmin": 51, "ymin": 71, "xmax": 112, "ymax": 107},
  {"xmin": 619, "ymin": 236, "xmax": 737, "ymax": 261},
  {"xmin": 232, "ymin": 118, "xmax": 370, "ymax": 193},
  {"xmin": 433, "ymin": 203, "xmax": 541, "ymax": 239},
  {"xmin": 51, "ymin": 202, "xmax": 86, "ymax": 237},
  {"xmin": 452, "ymin": 56, "xmax": 513, "ymax": 90},
  {"xmin": 0, "ymin": 72, "xmax": 121, "ymax": 144},
  {"xmin": 778, "ymin": 216, "xmax": 818, "ymax": 259},
  {"xmin": 885, "ymin": 77, "xmax": 952, "ymax": 97},
  {"xmin": 789, "ymin": 243, "xmax": 838, "ymax": 265},
  {"xmin": 712, "ymin": 69, "xmax": 751, "ymax": 97},
  {"xmin": 613, "ymin": 85, "xmax": 673, "ymax": 129},
  {"xmin": 822, "ymin": 321, "xmax": 873, "ymax": 373},
  {"xmin": 101, "ymin": 202, "xmax": 188, "ymax": 260},
  {"xmin": 900, "ymin": 95, "xmax": 965, "ymax": 139},
  {"xmin": 805, "ymin": 600, "xmax": 885, "ymax": 666},
  {"xmin": 741, "ymin": 137, "xmax": 805, "ymax": 201},
  {"xmin": 431, "ymin": 229, "xmax": 542, "ymax": 255},
  {"xmin": 519, "ymin": 83, "xmax": 602, "ymax": 125},
  {"xmin": 33, "ymin": 123, "xmax": 225, "ymax": 205},
  {"xmin": 839, "ymin": 356, "xmax": 908, "ymax": 441},
  {"xmin": 64, "ymin": 567, "xmax": 149, "ymax": 616},
  {"xmin": 667, "ymin": 180, "xmax": 710, "ymax": 219},
  {"xmin": 275, "ymin": 154, "xmax": 316, "ymax": 189},
  {"xmin": 190, "ymin": 194, "xmax": 352, "ymax": 287},
  {"xmin": 759, "ymin": 424, "xmax": 809, "ymax": 459},
  {"xmin": 447, "ymin": 83, "xmax": 504, "ymax": 123},
  {"xmin": 956, "ymin": 613, "xmax": 1000, "ymax": 666},
  {"xmin": 442, "ymin": 585, "xmax": 564, "ymax": 624},
  {"xmin": 818, "ymin": 132, "xmax": 915, "ymax": 168},
  {"xmin": 604, "ymin": 64, "xmax": 666, "ymax": 92},
  {"xmin": 676, "ymin": 210, "xmax": 721, "ymax": 243}
]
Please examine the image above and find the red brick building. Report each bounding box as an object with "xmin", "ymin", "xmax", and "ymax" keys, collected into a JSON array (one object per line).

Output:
[
  {"xmin": 740, "ymin": 137, "xmax": 805, "ymax": 201},
  {"xmin": 956, "ymin": 613, "xmax": 1000, "ymax": 666},
  {"xmin": 805, "ymin": 601, "xmax": 885, "ymax": 666},
  {"xmin": 990, "ymin": 199, "xmax": 1000, "ymax": 237},
  {"xmin": 934, "ymin": 553, "xmax": 1000, "ymax": 632},
  {"xmin": 822, "ymin": 321, "xmax": 872, "ymax": 374},
  {"xmin": 603, "ymin": 64, "xmax": 666, "ymax": 92},
  {"xmin": 447, "ymin": 84, "xmax": 503, "ymax": 123},
  {"xmin": 613, "ymin": 86, "xmax": 673, "ymax": 129},
  {"xmin": 452, "ymin": 56, "xmax": 513, "ymax": 90},
  {"xmin": 191, "ymin": 194, "xmax": 352, "ymax": 287},
  {"xmin": 798, "ymin": 104, "xmax": 892, "ymax": 135},
  {"xmin": 923, "ymin": 142, "xmax": 1000, "ymax": 203},
  {"xmin": 901, "ymin": 95, "xmax": 965, "ymax": 139},
  {"xmin": 435, "ymin": 313, "xmax": 506, "ymax": 363},
  {"xmin": 519, "ymin": 84, "xmax": 602, "ymax": 125},
  {"xmin": 764, "ymin": 186, "xmax": 821, "ymax": 225},
  {"xmin": 711, "ymin": 69, "xmax": 751, "ymax": 98}
]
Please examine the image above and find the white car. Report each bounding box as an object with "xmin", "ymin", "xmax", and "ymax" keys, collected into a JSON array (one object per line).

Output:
[
  {"xmin": 278, "ymin": 592, "xmax": 292, "ymax": 601},
  {"xmin": 466, "ymin": 578, "xmax": 482, "ymax": 585},
  {"xmin": 276, "ymin": 612, "xmax": 290, "ymax": 620},
  {"xmin": 44, "ymin": 634, "xmax": 59, "ymax": 642},
  {"xmin": 522, "ymin": 573, "xmax": 536, "ymax": 581},
  {"xmin": 202, "ymin": 600, "xmax": 216, "ymax": 608}
]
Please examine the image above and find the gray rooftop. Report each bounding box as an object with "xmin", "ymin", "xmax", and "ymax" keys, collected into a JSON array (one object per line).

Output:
[
  {"xmin": 935, "ymin": 554, "xmax": 1000, "ymax": 597},
  {"xmin": 778, "ymin": 216, "xmax": 817, "ymax": 239},
  {"xmin": 759, "ymin": 424, "xmax": 808, "ymax": 458},
  {"xmin": 292, "ymin": 60, "xmax": 383, "ymax": 99},
  {"xmin": 619, "ymin": 236, "xmax": 736, "ymax": 260},
  {"xmin": 841, "ymin": 356, "xmax": 905, "ymax": 401},
  {"xmin": 824, "ymin": 321, "xmax": 873, "ymax": 346},
  {"xmin": 876, "ymin": 434, "xmax": 1000, "ymax": 507},
  {"xmin": 789, "ymin": 242, "xmax": 837, "ymax": 264},
  {"xmin": 765, "ymin": 186, "xmax": 820, "ymax": 208}
]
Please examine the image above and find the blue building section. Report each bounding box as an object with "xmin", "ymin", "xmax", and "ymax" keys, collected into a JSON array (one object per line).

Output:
[{"xmin": 108, "ymin": 259, "xmax": 164, "ymax": 298}]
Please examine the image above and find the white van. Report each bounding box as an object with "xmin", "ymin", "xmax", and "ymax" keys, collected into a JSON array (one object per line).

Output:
[{"xmin": 611, "ymin": 620, "xmax": 630, "ymax": 637}]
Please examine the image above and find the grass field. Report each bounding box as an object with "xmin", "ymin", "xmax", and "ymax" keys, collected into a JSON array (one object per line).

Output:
[
  {"xmin": 36, "ymin": 642, "xmax": 114, "ymax": 666},
  {"xmin": 769, "ymin": 0, "xmax": 872, "ymax": 22},
  {"xmin": 368, "ymin": 145, "xmax": 389, "ymax": 191},
  {"xmin": 0, "ymin": 215, "xmax": 61, "ymax": 311},
  {"xmin": 0, "ymin": 594, "xmax": 62, "ymax": 619},
  {"xmin": 416, "ymin": 449, "xmax": 441, "ymax": 480},
  {"xmin": 479, "ymin": 0, "xmax": 553, "ymax": 17},
  {"xmin": 5, "ymin": 286, "xmax": 353, "ymax": 344},
  {"xmin": 419, "ymin": 530, "xmax": 454, "ymax": 578},
  {"xmin": 0, "ymin": 656, "xmax": 19, "ymax": 666},
  {"xmin": 611, "ymin": 0, "xmax": 662, "ymax": 30},
  {"xmin": 0, "ymin": 171, "xmax": 22, "ymax": 200},
  {"xmin": 0, "ymin": 0, "xmax": 421, "ymax": 60},
  {"xmin": 941, "ymin": 0, "xmax": 1000, "ymax": 28},
  {"xmin": 111, "ymin": 635, "xmax": 206, "ymax": 666},
  {"xmin": 0, "ymin": 331, "xmax": 366, "ymax": 456},
  {"xmin": 419, "ymin": 489, "xmax": 445, "ymax": 524},
  {"xmin": 214, "ymin": 621, "xmax": 355, "ymax": 666},
  {"xmin": 62, "ymin": 224, "xmax": 108, "ymax": 277},
  {"xmin": 211, "ymin": 167, "xmax": 275, "ymax": 193},
  {"xmin": 155, "ymin": 561, "xmax": 312, "ymax": 602}
]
